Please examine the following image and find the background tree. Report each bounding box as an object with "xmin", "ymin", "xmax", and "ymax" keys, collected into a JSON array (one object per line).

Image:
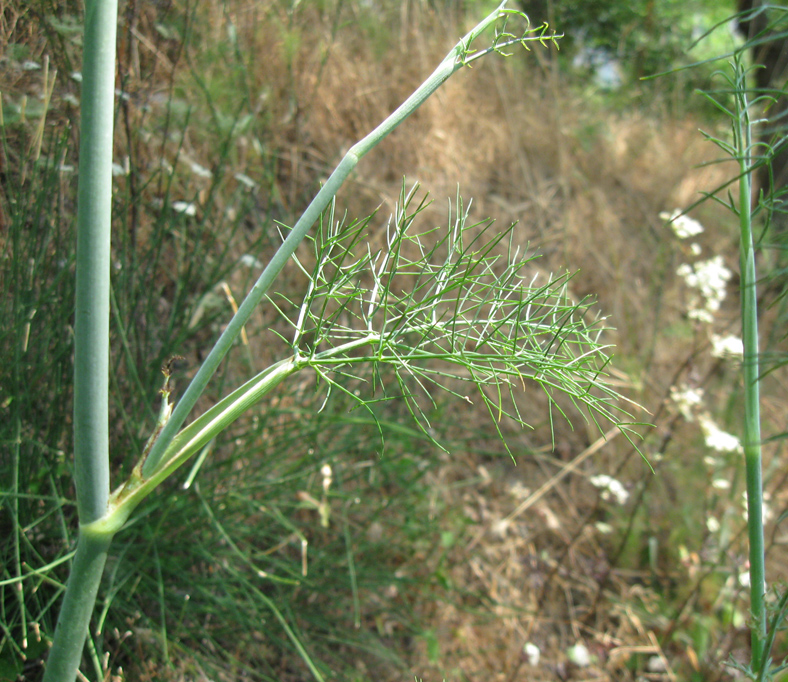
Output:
[
  {"xmin": 520, "ymin": 0, "xmax": 736, "ymax": 86},
  {"xmin": 737, "ymin": 0, "xmax": 788, "ymax": 204}
]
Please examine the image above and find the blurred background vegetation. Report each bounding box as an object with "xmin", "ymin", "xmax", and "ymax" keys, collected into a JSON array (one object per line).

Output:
[{"xmin": 2, "ymin": 0, "xmax": 788, "ymax": 680}]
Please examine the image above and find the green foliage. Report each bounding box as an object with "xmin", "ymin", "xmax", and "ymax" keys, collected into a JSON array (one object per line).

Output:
[
  {"xmin": 282, "ymin": 185, "xmax": 633, "ymax": 449},
  {"xmin": 524, "ymin": 0, "xmax": 739, "ymax": 114},
  {"xmin": 0, "ymin": 131, "xmax": 77, "ymax": 682},
  {"xmin": 101, "ymin": 388, "xmax": 453, "ymax": 680},
  {"xmin": 527, "ymin": 0, "xmax": 735, "ymax": 76}
]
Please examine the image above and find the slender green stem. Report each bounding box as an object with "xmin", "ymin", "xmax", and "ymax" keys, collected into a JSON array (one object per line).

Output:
[
  {"xmin": 43, "ymin": 0, "xmax": 119, "ymax": 680},
  {"xmin": 734, "ymin": 61, "xmax": 766, "ymax": 673},
  {"xmin": 140, "ymin": 1, "xmax": 513, "ymax": 478}
]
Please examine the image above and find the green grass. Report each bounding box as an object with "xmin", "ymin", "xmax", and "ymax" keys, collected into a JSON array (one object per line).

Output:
[
  {"xmin": 99, "ymin": 390, "xmax": 465, "ymax": 680},
  {"xmin": 0, "ymin": 42, "xmax": 279, "ymax": 682},
  {"xmin": 1, "ymin": 130, "xmax": 77, "ymax": 682}
]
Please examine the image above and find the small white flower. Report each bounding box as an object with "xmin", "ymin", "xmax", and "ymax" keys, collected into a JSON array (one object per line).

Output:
[
  {"xmin": 524, "ymin": 642, "xmax": 540, "ymax": 666},
  {"xmin": 711, "ymin": 334, "xmax": 743, "ymax": 359},
  {"xmin": 234, "ymin": 173, "xmax": 257, "ymax": 188},
  {"xmin": 699, "ymin": 414, "xmax": 742, "ymax": 453},
  {"xmin": 670, "ymin": 384, "xmax": 704, "ymax": 421},
  {"xmin": 688, "ymin": 307, "xmax": 715, "ymax": 324},
  {"xmin": 172, "ymin": 201, "xmax": 197, "ymax": 216},
  {"xmin": 589, "ymin": 475, "xmax": 629, "ymax": 505},
  {"xmin": 712, "ymin": 478, "xmax": 731, "ymax": 490},
  {"xmin": 491, "ymin": 517, "xmax": 511, "ymax": 538},
  {"xmin": 706, "ymin": 516, "xmax": 720, "ymax": 533},
  {"xmin": 661, "ymin": 209, "xmax": 705, "ymax": 239},
  {"xmin": 567, "ymin": 642, "xmax": 591, "ymax": 667},
  {"xmin": 508, "ymin": 481, "xmax": 531, "ymax": 499},
  {"xmin": 690, "ymin": 242, "xmax": 703, "ymax": 256},
  {"xmin": 239, "ymin": 254, "xmax": 263, "ymax": 269},
  {"xmin": 189, "ymin": 161, "xmax": 213, "ymax": 179},
  {"xmin": 739, "ymin": 570, "xmax": 750, "ymax": 588},
  {"xmin": 321, "ymin": 464, "xmax": 333, "ymax": 492},
  {"xmin": 696, "ymin": 257, "xmax": 732, "ymax": 302},
  {"xmin": 595, "ymin": 521, "xmax": 613, "ymax": 534}
]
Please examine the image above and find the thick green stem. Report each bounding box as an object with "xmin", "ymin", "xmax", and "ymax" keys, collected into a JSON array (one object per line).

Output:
[
  {"xmin": 42, "ymin": 532, "xmax": 113, "ymax": 682},
  {"xmin": 44, "ymin": 0, "xmax": 119, "ymax": 680},
  {"xmin": 73, "ymin": 0, "xmax": 117, "ymax": 523},
  {"xmin": 735, "ymin": 63, "xmax": 766, "ymax": 673}
]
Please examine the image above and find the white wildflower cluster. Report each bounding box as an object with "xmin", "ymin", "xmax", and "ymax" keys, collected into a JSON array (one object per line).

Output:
[
  {"xmin": 660, "ymin": 209, "xmax": 705, "ymax": 239},
  {"xmin": 661, "ymin": 209, "xmax": 733, "ymax": 323},
  {"xmin": 172, "ymin": 201, "xmax": 197, "ymax": 216},
  {"xmin": 698, "ymin": 414, "xmax": 742, "ymax": 453},
  {"xmin": 589, "ymin": 474, "xmax": 629, "ymax": 505},
  {"xmin": 508, "ymin": 481, "xmax": 531, "ymax": 499},
  {"xmin": 669, "ymin": 384, "xmax": 704, "ymax": 421},
  {"xmin": 239, "ymin": 254, "xmax": 264, "ymax": 269},
  {"xmin": 321, "ymin": 464, "xmax": 333, "ymax": 493},
  {"xmin": 111, "ymin": 161, "xmax": 129, "ymax": 177},
  {"xmin": 676, "ymin": 256, "xmax": 733, "ymax": 323},
  {"xmin": 710, "ymin": 334, "xmax": 743, "ymax": 359}
]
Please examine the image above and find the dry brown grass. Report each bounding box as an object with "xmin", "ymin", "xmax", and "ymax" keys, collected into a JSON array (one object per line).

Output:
[{"xmin": 267, "ymin": 7, "xmax": 786, "ymax": 681}]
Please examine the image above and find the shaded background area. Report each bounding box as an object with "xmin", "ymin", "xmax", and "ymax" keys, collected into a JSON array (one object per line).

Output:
[{"xmin": 2, "ymin": 0, "xmax": 788, "ymax": 680}]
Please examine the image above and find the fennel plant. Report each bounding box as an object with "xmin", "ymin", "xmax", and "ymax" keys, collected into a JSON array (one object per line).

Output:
[
  {"xmin": 665, "ymin": 8, "xmax": 788, "ymax": 675},
  {"xmin": 41, "ymin": 2, "xmax": 638, "ymax": 681}
]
